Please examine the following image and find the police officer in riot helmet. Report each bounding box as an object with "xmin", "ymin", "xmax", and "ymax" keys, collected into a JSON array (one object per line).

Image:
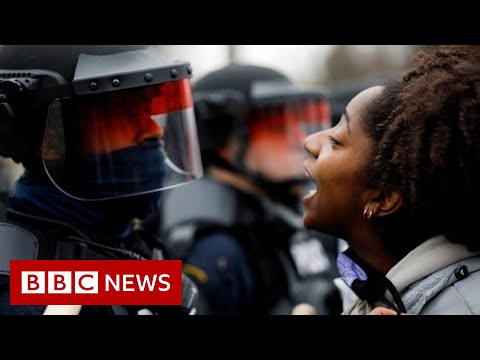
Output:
[
  {"xmin": 156, "ymin": 64, "xmax": 342, "ymax": 315},
  {"xmin": 0, "ymin": 45, "xmax": 202, "ymax": 315}
]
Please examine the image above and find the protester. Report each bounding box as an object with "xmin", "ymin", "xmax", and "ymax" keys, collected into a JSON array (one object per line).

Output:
[{"xmin": 303, "ymin": 46, "xmax": 480, "ymax": 314}]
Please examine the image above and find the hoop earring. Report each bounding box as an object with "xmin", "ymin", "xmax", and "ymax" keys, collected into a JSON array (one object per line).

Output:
[{"xmin": 363, "ymin": 209, "xmax": 373, "ymax": 221}]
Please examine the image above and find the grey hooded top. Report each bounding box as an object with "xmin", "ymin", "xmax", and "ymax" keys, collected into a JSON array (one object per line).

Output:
[{"xmin": 342, "ymin": 235, "xmax": 480, "ymax": 315}]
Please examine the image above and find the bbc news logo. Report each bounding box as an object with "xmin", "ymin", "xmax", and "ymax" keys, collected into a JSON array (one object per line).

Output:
[{"xmin": 10, "ymin": 260, "xmax": 182, "ymax": 305}]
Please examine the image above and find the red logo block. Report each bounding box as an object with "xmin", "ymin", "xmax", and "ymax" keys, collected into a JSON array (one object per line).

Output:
[{"xmin": 10, "ymin": 260, "xmax": 182, "ymax": 306}]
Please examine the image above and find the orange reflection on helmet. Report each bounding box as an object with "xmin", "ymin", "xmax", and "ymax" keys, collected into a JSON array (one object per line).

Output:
[
  {"xmin": 245, "ymin": 99, "xmax": 331, "ymax": 181},
  {"xmin": 74, "ymin": 79, "xmax": 194, "ymax": 156},
  {"xmin": 248, "ymin": 99, "xmax": 331, "ymax": 149}
]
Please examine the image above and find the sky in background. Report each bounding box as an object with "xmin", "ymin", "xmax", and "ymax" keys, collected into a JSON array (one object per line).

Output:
[
  {"xmin": 233, "ymin": 45, "xmax": 334, "ymax": 86},
  {"xmin": 160, "ymin": 45, "xmax": 415, "ymax": 89},
  {"xmin": 160, "ymin": 45, "xmax": 335, "ymax": 86}
]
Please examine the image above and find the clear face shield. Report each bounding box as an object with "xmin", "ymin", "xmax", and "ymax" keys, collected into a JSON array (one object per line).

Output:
[
  {"xmin": 41, "ymin": 50, "xmax": 203, "ymax": 201},
  {"xmin": 245, "ymin": 98, "xmax": 331, "ymax": 182}
]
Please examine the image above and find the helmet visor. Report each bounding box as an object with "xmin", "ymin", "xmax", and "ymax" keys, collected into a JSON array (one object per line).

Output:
[
  {"xmin": 246, "ymin": 99, "xmax": 331, "ymax": 181},
  {"xmin": 42, "ymin": 79, "xmax": 203, "ymax": 200}
]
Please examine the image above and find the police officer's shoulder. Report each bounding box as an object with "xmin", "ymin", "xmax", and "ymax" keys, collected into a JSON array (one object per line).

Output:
[
  {"xmin": 193, "ymin": 230, "xmax": 244, "ymax": 256},
  {"xmin": 160, "ymin": 175, "xmax": 238, "ymax": 231},
  {"xmin": 184, "ymin": 230, "xmax": 250, "ymax": 287},
  {"xmin": 159, "ymin": 175, "xmax": 240, "ymax": 258}
]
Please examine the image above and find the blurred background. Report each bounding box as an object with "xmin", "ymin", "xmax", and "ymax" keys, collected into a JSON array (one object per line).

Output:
[
  {"xmin": 0, "ymin": 45, "xmax": 432, "ymax": 203},
  {"xmin": 157, "ymin": 45, "xmax": 430, "ymax": 88},
  {"xmin": 158, "ymin": 45, "xmax": 432, "ymax": 125}
]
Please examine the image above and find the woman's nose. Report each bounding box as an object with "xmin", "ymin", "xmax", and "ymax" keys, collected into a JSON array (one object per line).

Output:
[
  {"xmin": 137, "ymin": 116, "xmax": 164, "ymax": 143},
  {"xmin": 304, "ymin": 130, "xmax": 324, "ymax": 157}
]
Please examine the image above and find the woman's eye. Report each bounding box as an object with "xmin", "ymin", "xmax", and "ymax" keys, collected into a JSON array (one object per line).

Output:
[{"xmin": 328, "ymin": 135, "xmax": 340, "ymax": 145}]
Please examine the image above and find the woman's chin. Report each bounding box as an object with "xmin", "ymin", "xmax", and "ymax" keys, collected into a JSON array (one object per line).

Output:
[
  {"xmin": 302, "ymin": 212, "xmax": 317, "ymax": 231},
  {"xmin": 303, "ymin": 213, "xmax": 331, "ymax": 235}
]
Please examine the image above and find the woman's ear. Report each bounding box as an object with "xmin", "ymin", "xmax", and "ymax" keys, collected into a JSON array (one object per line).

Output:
[{"xmin": 369, "ymin": 186, "xmax": 404, "ymax": 218}]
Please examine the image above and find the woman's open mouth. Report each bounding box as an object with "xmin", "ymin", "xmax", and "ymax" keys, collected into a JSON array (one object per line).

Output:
[{"xmin": 303, "ymin": 167, "xmax": 317, "ymax": 204}]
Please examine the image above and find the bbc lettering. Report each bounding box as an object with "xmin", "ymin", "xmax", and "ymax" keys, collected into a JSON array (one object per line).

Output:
[
  {"xmin": 21, "ymin": 272, "xmax": 171, "ymax": 294},
  {"xmin": 22, "ymin": 271, "xmax": 99, "ymax": 294},
  {"xmin": 10, "ymin": 260, "xmax": 182, "ymax": 305}
]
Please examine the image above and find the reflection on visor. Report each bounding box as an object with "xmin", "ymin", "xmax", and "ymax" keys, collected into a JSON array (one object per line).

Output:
[
  {"xmin": 42, "ymin": 79, "xmax": 203, "ymax": 200},
  {"xmin": 244, "ymin": 99, "xmax": 331, "ymax": 182},
  {"xmin": 249, "ymin": 99, "xmax": 331, "ymax": 146},
  {"xmin": 73, "ymin": 79, "xmax": 193, "ymax": 156}
]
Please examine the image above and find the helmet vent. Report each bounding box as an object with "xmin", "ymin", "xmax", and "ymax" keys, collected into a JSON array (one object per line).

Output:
[{"xmin": 0, "ymin": 72, "xmax": 32, "ymax": 78}]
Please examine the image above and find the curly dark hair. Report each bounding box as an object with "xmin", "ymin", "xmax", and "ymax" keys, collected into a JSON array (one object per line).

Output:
[{"xmin": 361, "ymin": 46, "xmax": 480, "ymax": 258}]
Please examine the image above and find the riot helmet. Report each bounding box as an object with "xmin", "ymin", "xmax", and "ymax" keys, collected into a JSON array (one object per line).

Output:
[
  {"xmin": 327, "ymin": 74, "xmax": 397, "ymax": 126},
  {"xmin": 192, "ymin": 64, "xmax": 331, "ymax": 206},
  {"xmin": 0, "ymin": 45, "xmax": 203, "ymax": 201}
]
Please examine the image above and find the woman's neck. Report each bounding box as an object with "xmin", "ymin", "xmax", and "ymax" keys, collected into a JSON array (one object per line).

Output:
[
  {"xmin": 352, "ymin": 246, "xmax": 398, "ymax": 274},
  {"xmin": 346, "ymin": 228, "xmax": 399, "ymax": 274}
]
